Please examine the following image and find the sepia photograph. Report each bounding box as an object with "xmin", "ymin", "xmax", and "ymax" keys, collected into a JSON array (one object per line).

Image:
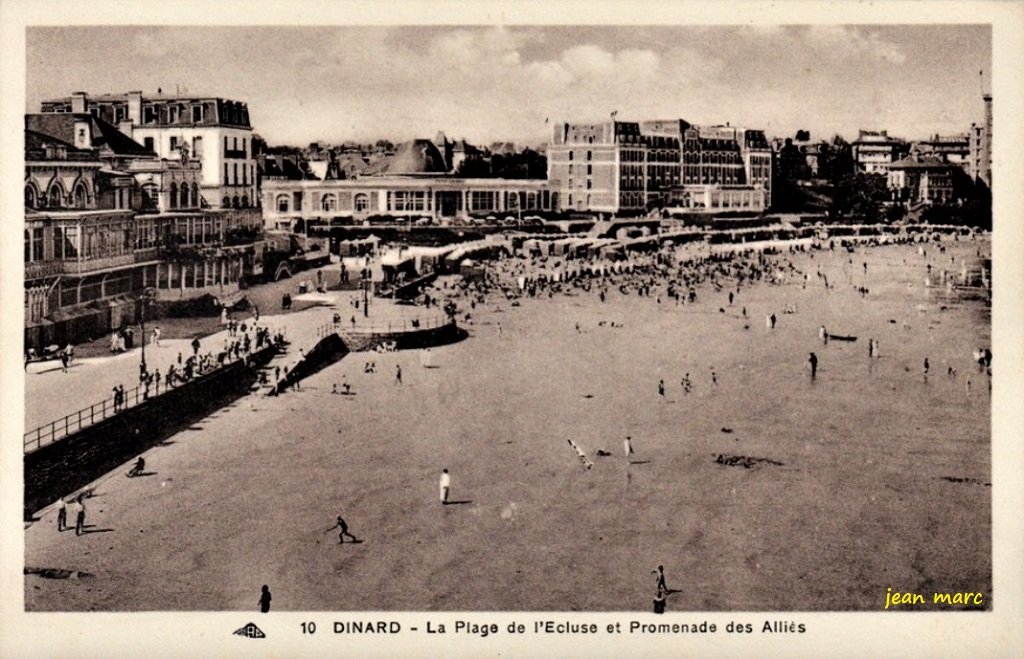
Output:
[{"xmin": 2, "ymin": 2, "xmax": 1023, "ymax": 657}]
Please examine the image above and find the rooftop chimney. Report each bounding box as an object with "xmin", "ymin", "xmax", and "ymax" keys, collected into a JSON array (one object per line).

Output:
[
  {"xmin": 126, "ymin": 91, "xmax": 143, "ymax": 125},
  {"xmin": 71, "ymin": 92, "xmax": 87, "ymax": 113}
]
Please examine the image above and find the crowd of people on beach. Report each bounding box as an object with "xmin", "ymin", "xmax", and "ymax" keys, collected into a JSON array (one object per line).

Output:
[{"xmin": 37, "ymin": 229, "xmax": 991, "ymax": 619}]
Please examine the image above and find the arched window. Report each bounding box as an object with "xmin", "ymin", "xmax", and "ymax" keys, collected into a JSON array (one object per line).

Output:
[
  {"xmin": 180, "ymin": 184, "xmax": 190, "ymax": 208},
  {"xmin": 241, "ymin": 195, "xmax": 249, "ymax": 208},
  {"xmin": 276, "ymin": 194, "xmax": 290, "ymax": 212},
  {"xmin": 169, "ymin": 182, "xmax": 178, "ymax": 209},
  {"xmin": 321, "ymin": 194, "xmax": 337, "ymax": 212},
  {"xmin": 354, "ymin": 193, "xmax": 369, "ymax": 212},
  {"xmin": 232, "ymin": 196, "xmax": 240, "ymax": 209},
  {"xmin": 191, "ymin": 183, "xmax": 200, "ymax": 207},
  {"xmin": 223, "ymin": 196, "xmax": 231, "ymax": 208},
  {"xmin": 74, "ymin": 182, "xmax": 88, "ymax": 209},
  {"xmin": 24, "ymin": 184, "xmax": 37, "ymax": 209},
  {"xmin": 48, "ymin": 184, "xmax": 64, "ymax": 208}
]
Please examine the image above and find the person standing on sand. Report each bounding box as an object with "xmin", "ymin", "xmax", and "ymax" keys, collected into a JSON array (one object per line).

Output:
[
  {"xmin": 624, "ymin": 436, "xmax": 635, "ymax": 463},
  {"xmin": 56, "ymin": 498, "xmax": 67, "ymax": 532},
  {"xmin": 923, "ymin": 357, "xmax": 930, "ymax": 376},
  {"xmin": 396, "ymin": 364, "xmax": 403, "ymax": 385},
  {"xmin": 71, "ymin": 494, "xmax": 86, "ymax": 536},
  {"xmin": 658, "ymin": 380, "xmax": 665, "ymax": 397},
  {"xmin": 809, "ymin": 352, "xmax": 818, "ymax": 379},
  {"xmin": 259, "ymin": 585, "xmax": 272, "ymax": 613},
  {"xmin": 439, "ymin": 469, "xmax": 451, "ymax": 504}
]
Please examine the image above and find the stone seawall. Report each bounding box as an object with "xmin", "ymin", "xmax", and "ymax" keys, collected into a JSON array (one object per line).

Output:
[
  {"xmin": 24, "ymin": 344, "xmax": 280, "ymax": 517},
  {"xmin": 338, "ymin": 320, "xmax": 467, "ymax": 352}
]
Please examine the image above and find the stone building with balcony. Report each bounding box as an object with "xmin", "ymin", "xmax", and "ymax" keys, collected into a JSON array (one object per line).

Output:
[{"xmin": 24, "ymin": 122, "xmax": 265, "ymax": 350}]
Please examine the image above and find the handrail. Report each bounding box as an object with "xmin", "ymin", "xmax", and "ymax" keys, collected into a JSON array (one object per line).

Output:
[{"xmin": 336, "ymin": 314, "xmax": 453, "ymax": 335}]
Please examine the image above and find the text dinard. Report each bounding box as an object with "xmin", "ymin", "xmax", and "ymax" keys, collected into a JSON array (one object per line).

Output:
[{"xmin": 331, "ymin": 620, "xmax": 807, "ymax": 636}]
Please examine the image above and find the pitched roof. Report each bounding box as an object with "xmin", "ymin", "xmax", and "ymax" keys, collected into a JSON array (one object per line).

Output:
[
  {"xmin": 889, "ymin": 154, "xmax": 954, "ymax": 170},
  {"xmin": 364, "ymin": 139, "xmax": 448, "ymax": 175},
  {"xmin": 25, "ymin": 113, "xmax": 154, "ymax": 157}
]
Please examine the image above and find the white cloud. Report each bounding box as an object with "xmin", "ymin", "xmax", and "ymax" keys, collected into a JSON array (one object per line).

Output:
[{"xmin": 804, "ymin": 26, "xmax": 907, "ymax": 65}]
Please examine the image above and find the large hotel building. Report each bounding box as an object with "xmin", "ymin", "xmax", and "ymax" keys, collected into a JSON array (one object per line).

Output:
[{"xmin": 546, "ymin": 119, "xmax": 772, "ymax": 216}]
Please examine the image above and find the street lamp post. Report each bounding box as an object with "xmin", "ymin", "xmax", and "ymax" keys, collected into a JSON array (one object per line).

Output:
[
  {"xmin": 139, "ymin": 287, "xmax": 156, "ymax": 373},
  {"xmin": 361, "ymin": 266, "xmax": 370, "ymax": 318}
]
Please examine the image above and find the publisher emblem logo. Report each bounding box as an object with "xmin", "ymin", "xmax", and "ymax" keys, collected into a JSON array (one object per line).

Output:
[{"xmin": 233, "ymin": 622, "xmax": 266, "ymax": 638}]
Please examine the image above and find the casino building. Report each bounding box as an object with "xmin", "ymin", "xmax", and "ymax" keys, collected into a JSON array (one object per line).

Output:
[{"xmin": 261, "ymin": 140, "xmax": 556, "ymax": 231}]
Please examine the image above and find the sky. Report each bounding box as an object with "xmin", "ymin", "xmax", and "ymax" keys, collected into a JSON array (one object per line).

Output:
[{"xmin": 26, "ymin": 25, "xmax": 991, "ymax": 148}]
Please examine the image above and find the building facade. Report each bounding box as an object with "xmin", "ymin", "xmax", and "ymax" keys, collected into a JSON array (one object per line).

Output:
[
  {"xmin": 25, "ymin": 119, "xmax": 264, "ymax": 350},
  {"xmin": 887, "ymin": 154, "xmax": 958, "ymax": 205},
  {"xmin": 851, "ymin": 130, "xmax": 910, "ymax": 175},
  {"xmin": 968, "ymin": 93, "xmax": 992, "ymax": 187},
  {"xmin": 41, "ymin": 91, "xmax": 257, "ymax": 209},
  {"xmin": 547, "ymin": 119, "xmax": 771, "ymax": 216},
  {"xmin": 912, "ymin": 133, "xmax": 970, "ymax": 171},
  {"xmin": 261, "ymin": 176, "xmax": 555, "ymax": 231}
]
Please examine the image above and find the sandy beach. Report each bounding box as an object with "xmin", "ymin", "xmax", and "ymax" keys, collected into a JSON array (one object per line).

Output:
[{"xmin": 24, "ymin": 238, "xmax": 990, "ymax": 611}]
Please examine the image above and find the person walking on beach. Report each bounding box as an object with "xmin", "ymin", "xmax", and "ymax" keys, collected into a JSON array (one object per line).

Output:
[
  {"xmin": 819, "ymin": 325, "xmax": 828, "ymax": 344},
  {"xmin": 152, "ymin": 325, "xmax": 161, "ymax": 347},
  {"xmin": 652, "ymin": 565, "xmax": 668, "ymax": 596},
  {"xmin": 332, "ymin": 516, "xmax": 358, "ymax": 544},
  {"xmin": 808, "ymin": 352, "xmax": 818, "ymax": 379},
  {"xmin": 439, "ymin": 469, "xmax": 451, "ymax": 504},
  {"xmin": 395, "ymin": 364, "xmax": 403, "ymax": 385},
  {"xmin": 923, "ymin": 357, "xmax": 930, "ymax": 376},
  {"xmin": 56, "ymin": 498, "xmax": 67, "ymax": 532},
  {"xmin": 658, "ymin": 379, "xmax": 665, "ymax": 398},
  {"xmin": 191, "ymin": 337, "xmax": 201, "ymax": 357},
  {"xmin": 624, "ymin": 436, "xmax": 635, "ymax": 463},
  {"xmin": 259, "ymin": 585, "xmax": 272, "ymax": 613},
  {"xmin": 711, "ymin": 369, "xmax": 718, "ymax": 386}
]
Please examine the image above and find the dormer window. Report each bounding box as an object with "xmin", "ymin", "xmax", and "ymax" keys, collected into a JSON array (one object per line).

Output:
[{"xmin": 192, "ymin": 105, "xmax": 203, "ymax": 123}]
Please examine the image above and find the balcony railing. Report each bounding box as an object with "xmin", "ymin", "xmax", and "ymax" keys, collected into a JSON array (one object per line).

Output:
[
  {"xmin": 25, "ymin": 260, "xmax": 64, "ymax": 279},
  {"xmin": 61, "ymin": 254, "xmax": 136, "ymax": 275}
]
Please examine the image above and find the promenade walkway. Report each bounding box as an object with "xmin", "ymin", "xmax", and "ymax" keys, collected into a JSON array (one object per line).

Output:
[{"xmin": 24, "ymin": 287, "xmax": 446, "ymax": 448}]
